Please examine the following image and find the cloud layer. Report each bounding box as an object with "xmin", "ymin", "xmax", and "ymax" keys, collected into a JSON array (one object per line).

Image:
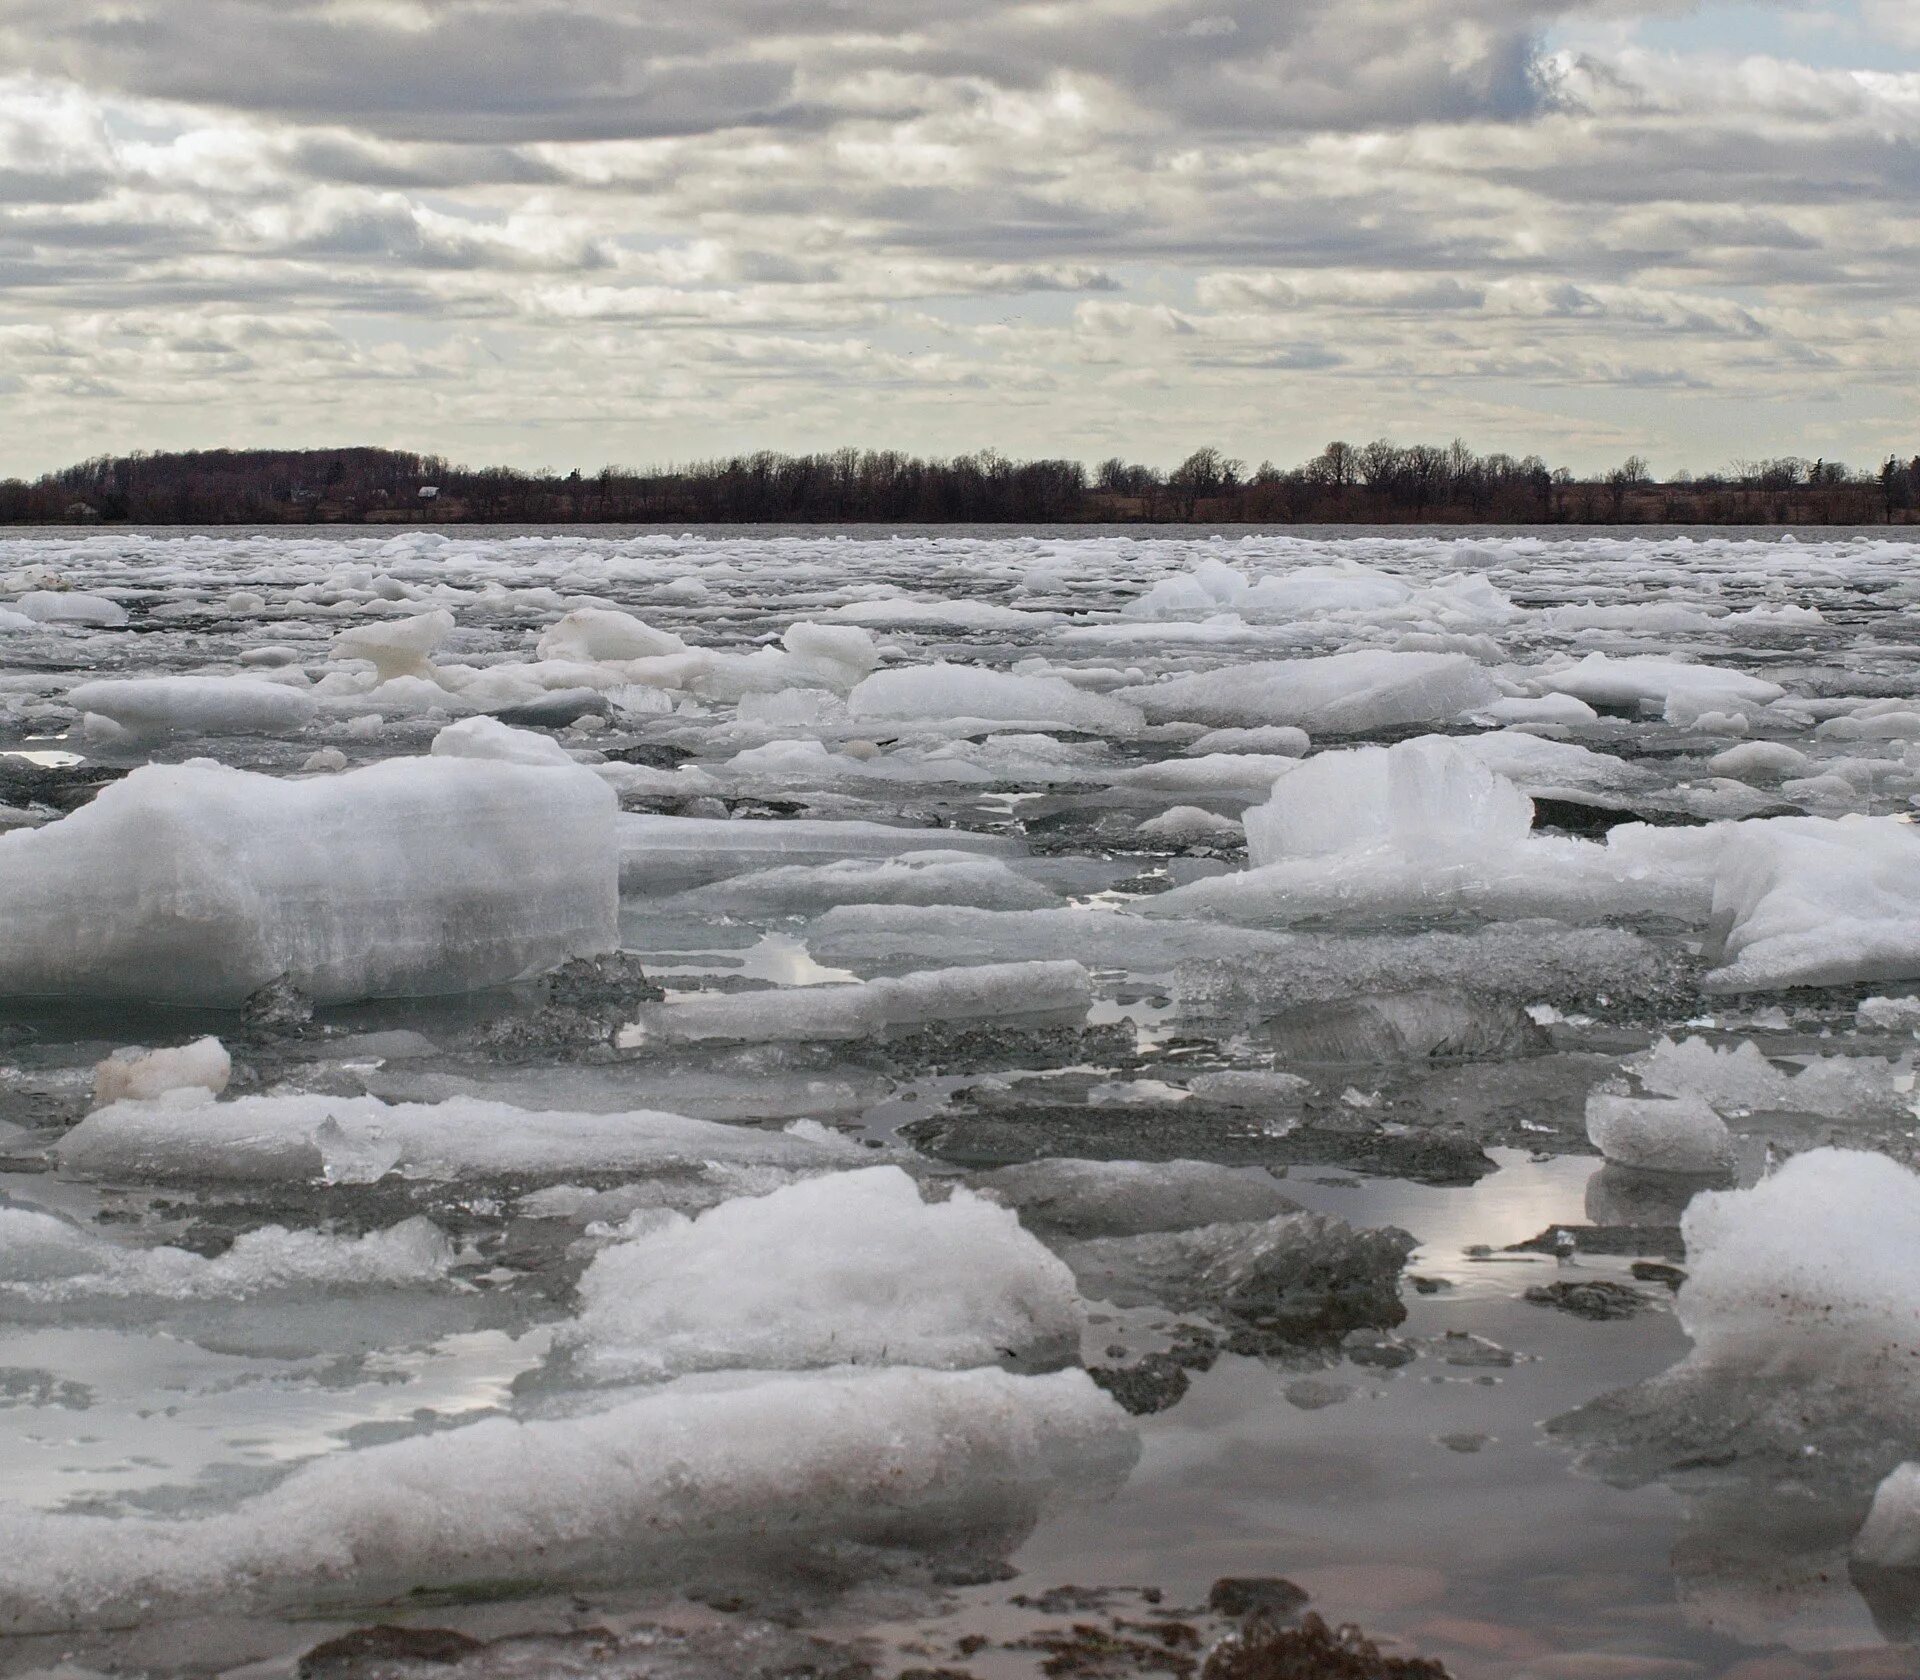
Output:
[{"xmin": 0, "ymin": 0, "xmax": 1913, "ymax": 476}]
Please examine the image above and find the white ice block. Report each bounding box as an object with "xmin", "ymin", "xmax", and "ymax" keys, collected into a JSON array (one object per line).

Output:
[{"xmin": 0, "ymin": 756, "xmax": 617, "ymax": 1004}]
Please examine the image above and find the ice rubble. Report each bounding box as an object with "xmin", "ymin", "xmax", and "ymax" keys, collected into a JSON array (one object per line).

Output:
[
  {"xmin": 615, "ymin": 961, "xmax": 1092, "ymax": 1046},
  {"xmin": 1630, "ymin": 1035, "xmax": 1912, "ymax": 1121},
  {"xmin": 0, "ymin": 1365, "xmax": 1135, "ymax": 1633},
  {"xmin": 1116, "ymin": 649, "xmax": 1499, "ymax": 733},
  {"xmin": 0, "ymin": 1207, "xmax": 453, "ymax": 1304},
  {"xmin": 91, "ymin": 1036, "xmax": 231, "ymax": 1106},
  {"xmin": 0, "ymin": 756, "xmax": 618, "ymax": 1004},
  {"xmin": 56, "ymin": 1091, "xmax": 864, "ymax": 1184},
  {"xmin": 556, "ymin": 1168, "xmax": 1084, "ymax": 1382}
]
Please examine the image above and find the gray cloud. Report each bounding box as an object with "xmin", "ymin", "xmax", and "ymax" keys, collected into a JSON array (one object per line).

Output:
[{"xmin": 0, "ymin": 0, "xmax": 1913, "ymax": 476}]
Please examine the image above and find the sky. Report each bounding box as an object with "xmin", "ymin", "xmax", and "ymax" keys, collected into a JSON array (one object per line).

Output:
[{"xmin": 0, "ymin": 0, "xmax": 1915, "ymax": 479}]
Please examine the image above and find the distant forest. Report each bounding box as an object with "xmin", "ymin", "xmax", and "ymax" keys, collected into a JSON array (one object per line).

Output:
[{"xmin": 4, "ymin": 442, "xmax": 1918, "ymax": 526}]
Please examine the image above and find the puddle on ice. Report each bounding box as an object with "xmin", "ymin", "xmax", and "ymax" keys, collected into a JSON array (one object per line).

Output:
[{"xmin": 0, "ymin": 528, "xmax": 1917, "ymax": 1676}]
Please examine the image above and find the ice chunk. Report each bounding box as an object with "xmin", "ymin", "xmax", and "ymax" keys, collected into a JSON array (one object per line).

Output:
[
  {"xmin": 555, "ymin": 1167, "xmax": 1084, "ymax": 1382},
  {"xmin": 0, "ymin": 1207, "xmax": 452, "ymax": 1304},
  {"xmin": 850, "ymin": 663, "xmax": 1144, "ymax": 734},
  {"xmin": 0, "ymin": 1365, "xmax": 1133, "ymax": 1632},
  {"xmin": 1633, "ymin": 1035, "xmax": 1910, "ymax": 1121},
  {"xmin": 873, "ymin": 959, "xmax": 1091, "ymax": 1024},
  {"xmin": 1586, "ymin": 1092, "xmax": 1733, "ymax": 1174},
  {"xmin": 1539, "ymin": 654, "xmax": 1783, "ymax": 712},
  {"xmin": 1158, "ymin": 742, "xmax": 1723, "ymax": 928},
  {"xmin": 1679, "ymin": 1149, "xmax": 1920, "ymax": 1347},
  {"xmin": 1706, "ymin": 815, "xmax": 1920, "ymax": 991},
  {"xmin": 329, "ymin": 609, "xmax": 453, "ymax": 681},
  {"xmin": 619, "ymin": 983, "xmax": 884, "ymax": 1046},
  {"xmin": 0, "ymin": 756, "xmax": 617, "ymax": 1005},
  {"xmin": 616, "ymin": 961, "xmax": 1091, "ymax": 1046},
  {"xmin": 619, "ymin": 813, "xmax": 1019, "ymax": 893},
  {"xmin": 56, "ymin": 1091, "xmax": 863, "ymax": 1184},
  {"xmin": 536, "ymin": 606, "xmax": 687, "ymax": 663},
  {"xmin": 1061, "ymin": 1210, "xmax": 1413, "ymax": 1328},
  {"xmin": 92, "ymin": 1036, "xmax": 231, "ymax": 1107},
  {"xmin": 1114, "ymin": 754, "xmax": 1306, "ymax": 794},
  {"xmin": 1857, "ymin": 1464, "xmax": 1920, "ymax": 1571},
  {"xmin": 1473, "ymin": 693, "xmax": 1597, "ymax": 727},
  {"xmin": 782, "ymin": 621, "xmax": 879, "ymax": 689},
  {"xmin": 1268, "ymin": 990, "xmax": 1548, "ymax": 1063},
  {"xmin": 1185, "ymin": 1070, "xmax": 1312, "ymax": 1107},
  {"xmin": 1709, "ymin": 741, "xmax": 1809, "ymax": 782},
  {"xmin": 1243, "ymin": 738, "xmax": 1534, "ymax": 865},
  {"xmin": 66, "ymin": 677, "xmax": 318, "ymax": 740},
  {"xmin": 1117, "ymin": 650, "xmax": 1498, "ymax": 734},
  {"xmin": 1188, "ymin": 725, "xmax": 1310, "ymax": 757},
  {"xmin": 13, "ymin": 590, "xmax": 127, "ymax": 626},
  {"xmin": 1859, "ymin": 995, "xmax": 1920, "ymax": 1032},
  {"xmin": 971, "ymin": 1158, "xmax": 1300, "ymax": 1238},
  {"xmin": 1134, "ymin": 807, "xmax": 1244, "ymax": 846},
  {"xmin": 671, "ymin": 851, "xmax": 1061, "ymax": 915},
  {"xmin": 430, "ymin": 715, "xmax": 575, "ymax": 766}
]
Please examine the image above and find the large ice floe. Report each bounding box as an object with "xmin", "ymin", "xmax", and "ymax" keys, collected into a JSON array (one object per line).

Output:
[
  {"xmin": 0, "ymin": 755, "xmax": 618, "ymax": 1003},
  {"xmin": 7, "ymin": 527, "xmax": 1920, "ymax": 1667}
]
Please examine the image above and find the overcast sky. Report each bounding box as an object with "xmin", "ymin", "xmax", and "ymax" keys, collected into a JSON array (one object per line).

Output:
[{"xmin": 0, "ymin": 0, "xmax": 1914, "ymax": 477}]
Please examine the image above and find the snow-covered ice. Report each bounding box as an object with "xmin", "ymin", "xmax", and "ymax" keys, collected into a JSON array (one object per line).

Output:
[{"xmin": 2, "ymin": 525, "xmax": 1918, "ymax": 1664}]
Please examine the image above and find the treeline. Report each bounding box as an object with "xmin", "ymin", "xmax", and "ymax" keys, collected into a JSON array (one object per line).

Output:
[{"xmin": 3, "ymin": 442, "xmax": 1916, "ymax": 526}]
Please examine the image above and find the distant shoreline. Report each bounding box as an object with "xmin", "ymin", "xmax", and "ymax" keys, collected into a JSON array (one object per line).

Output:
[{"xmin": 9, "ymin": 444, "xmax": 1915, "ymax": 528}]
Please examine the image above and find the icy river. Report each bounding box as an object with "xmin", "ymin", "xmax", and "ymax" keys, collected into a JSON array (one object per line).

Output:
[{"xmin": 0, "ymin": 525, "xmax": 1916, "ymax": 1680}]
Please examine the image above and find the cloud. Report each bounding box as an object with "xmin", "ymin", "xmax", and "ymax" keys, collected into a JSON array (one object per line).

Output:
[{"xmin": 0, "ymin": 1, "xmax": 1912, "ymax": 475}]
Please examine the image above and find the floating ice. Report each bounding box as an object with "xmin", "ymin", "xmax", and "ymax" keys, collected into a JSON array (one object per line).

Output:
[
  {"xmin": 972, "ymin": 1158, "xmax": 1300, "ymax": 1238},
  {"xmin": 91, "ymin": 1036, "xmax": 231, "ymax": 1107},
  {"xmin": 1632, "ymin": 1036, "xmax": 1911, "ymax": 1122},
  {"xmin": 55, "ymin": 1092, "xmax": 862, "ymax": 1184},
  {"xmin": 0, "ymin": 757, "xmax": 617, "ymax": 1004},
  {"xmin": 619, "ymin": 813, "xmax": 1020, "ymax": 893},
  {"xmin": 0, "ymin": 1365, "xmax": 1133, "ymax": 1632},
  {"xmin": 13, "ymin": 590, "xmax": 127, "ymax": 626},
  {"xmin": 1706, "ymin": 816, "xmax": 1920, "ymax": 991},
  {"xmin": 1538, "ymin": 654, "xmax": 1784, "ymax": 714},
  {"xmin": 430, "ymin": 715, "xmax": 577, "ymax": 766},
  {"xmin": 68, "ymin": 677, "xmax": 318, "ymax": 741},
  {"xmin": 616, "ymin": 961, "xmax": 1091, "ymax": 1046},
  {"xmin": 1857, "ymin": 1464, "xmax": 1920, "ymax": 1571},
  {"xmin": 1118, "ymin": 650, "xmax": 1499, "ymax": 734},
  {"xmin": 0, "ymin": 1207, "xmax": 453, "ymax": 1305},
  {"xmin": 1061, "ymin": 1209, "xmax": 1414, "ymax": 1327},
  {"xmin": 670, "ymin": 851, "xmax": 1061, "ymax": 914},
  {"xmin": 329, "ymin": 609, "xmax": 454, "ymax": 681},
  {"xmin": 1586, "ymin": 1092, "xmax": 1734, "ymax": 1175},
  {"xmin": 849, "ymin": 663, "xmax": 1145, "ymax": 734},
  {"xmin": 556, "ymin": 1167, "xmax": 1085, "ymax": 1382},
  {"xmin": 536, "ymin": 606, "xmax": 687, "ymax": 663}
]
